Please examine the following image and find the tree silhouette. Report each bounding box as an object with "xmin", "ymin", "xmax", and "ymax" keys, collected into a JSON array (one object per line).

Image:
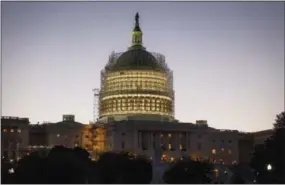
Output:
[
  {"xmin": 1, "ymin": 159, "xmax": 15, "ymax": 184},
  {"xmin": 231, "ymin": 174, "xmax": 245, "ymax": 184},
  {"xmin": 250, "ymin": 111, "xmax": 285, "ymax": 183},
  {"xmin": 14, "ymin": 152, "xmax": 45, "ymax": 184},
  {"xmin": 13, "ymin": 146, "xmax": 90, "ymax": 184},
  {"xmin": 43, "ymin": 146, "xmax": 88, "ymax": 183},
  {"xmin": 163, "ymin": 157, "xmax": 213, "ymax": 184},
  {"xmin": 95, "ymin": 151, "xmax": 152, "ymax": 184},
  {"xmin": 13, "ymin": 147, "xmax": 153, "ymax": 184}
]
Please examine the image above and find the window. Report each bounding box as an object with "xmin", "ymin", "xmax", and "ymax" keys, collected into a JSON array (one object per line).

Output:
[
  {"xmin": 212, "ymin": 149, "xmax": 216, "ymax": 154},
  {"xmin": 228, "ymin": 140, "xmax": 232, "ymax": 144},
  {"xmin": 228, "ymin": 149, "xmax": 232, "ymax": 154},
  {"xmin": 179, "ymin": 144, "xmax": 183, "ymax": 150},
  {"xmin": 214, "ymin": 168, "xmax": 219, "ymax": 178},
  {"xmin": 221, "ymin": 140, "xmax": 224, "ymax": 143},
  {"xmin": 161, "ymin": 154, "xmax": 167, "ymax": 161},
  {"xmin": 10, "ymin": 129, "xmax": 14, "ymax": 133},
  {"xmin": 168, "ymin": 144, "xmax": 172, "ymax": 150},
  {"xmin": 168, "ymin": 133, "xmax": 172, "ymax": 138},
  {"xmin": 213, "ymin": 140, "xmax": 216, "ymax": 143},
  {"xmin": 221, "ymin": 148, "xmax": 224, "ymax": 152},
  {"xmin": 3, "ymin": 129, "xmax": 7, "ymax": 132},
  {"xmin": 121, "ymin": 142, "xmax": 125, "ymax": 149},
  {"xmin": 17, "ymin": 129, "xmax": 21, "ymax": 133}
]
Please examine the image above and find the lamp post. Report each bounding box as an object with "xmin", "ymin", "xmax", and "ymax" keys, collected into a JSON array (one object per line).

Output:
[
  {"xmin": 267, "ymin": 164, "xmax": 272, "ymax": 171},
  {"xmin": 265, "ymin": 164, "xmax": 273, "ymax": 183}
]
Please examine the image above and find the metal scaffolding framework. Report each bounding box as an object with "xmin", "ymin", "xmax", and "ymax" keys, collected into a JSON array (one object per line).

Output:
[
  {"xmin": 101, "ymin": 51, "xmax": 174, "ymax": 91},
  {"xmin": 98, "ymin": 51, "xmax": 175, "ymax": 120},
  {"xmin": 92, "ymin": 88, "xmax": 100, "ymax": 123}
]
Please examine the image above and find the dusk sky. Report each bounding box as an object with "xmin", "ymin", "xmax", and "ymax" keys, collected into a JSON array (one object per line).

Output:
[{"xmin": 2, "ymin": 2, "xmax": 284, "ymax": 132}]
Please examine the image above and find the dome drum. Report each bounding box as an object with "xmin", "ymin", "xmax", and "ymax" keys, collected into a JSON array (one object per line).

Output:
[
  {"xmin": 99, "ymin": 69, "xmax": 174, "ymax": 120},
  {"xmin": 99, "ymin": 95, "xmax": 173, "ymax": 118}
]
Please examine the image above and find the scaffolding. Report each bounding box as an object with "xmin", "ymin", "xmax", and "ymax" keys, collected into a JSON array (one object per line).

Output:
[
  {"xmin": 151, "ymin": 52, "xmax": 174, "ymax": 90},
  {"xmin": 93, "ymin": 88, "xmax": 100, "ymax": 123},
  {"xmin": 98, "ymin": 51, "xmax": 175, "ymax": 120}
]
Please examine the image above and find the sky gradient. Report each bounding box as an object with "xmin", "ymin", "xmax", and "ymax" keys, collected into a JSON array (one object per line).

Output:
[{"xmin": 2, "ymin": 2, "xmax": 284, "ymax": 132}]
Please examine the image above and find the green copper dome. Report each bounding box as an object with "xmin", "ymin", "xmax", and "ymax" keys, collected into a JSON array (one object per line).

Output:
[
  {"xmin": 106, "ymin": 47, "xmax": 165, "ymax": 71},
  {"xmin": 105, "ymin": 13, "xmax": 166, "ymax": 72}
]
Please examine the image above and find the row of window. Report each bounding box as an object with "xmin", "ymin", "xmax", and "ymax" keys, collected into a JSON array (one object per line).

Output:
[
  {"xmin": 2, "ymin": 139, "xmax": 22, "ymax": 146},
  {"xmin": 2, "ymin": 128, "xmax": 22, "ymax": 133},
  {"xmin": 212, "ymin": 148, "xmax": 232, "ymax": 155},
  {"xmin": 159, "ymin": 133, "xmax": 187, "ymax": 138},
  {"xmin": 121, "ymin": 141, "xmax": 188, "ymax": 151},
  {"xmin": 104, "ymin": 80, "xmax": 169, "ymax": 92},
  {"xmin": 121, "ymin": 140, "xmax": 233, "ymax": 156},
  {"xmin": 100, "ymin": 97, "xmax": 173, "ymax": 115},
  {"xmin": 106, "ymin": 70, "xmax": 167, "ymax": 79},
  {"xmin": 102, "ymin": 97, "xmax": 171, "ymax": 104},
  {"xmin": 213, "ymin": 139, "xmax": 232, "ymax": 144}
]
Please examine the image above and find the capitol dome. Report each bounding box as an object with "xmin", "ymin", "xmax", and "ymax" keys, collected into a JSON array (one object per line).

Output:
[
  {"xmin": 106, "ymin": 46, "xmax": 166, "ymax": 72},
  {"xmin": 99, "ymin": 13, "xmax": 175, "ymax": 122}
]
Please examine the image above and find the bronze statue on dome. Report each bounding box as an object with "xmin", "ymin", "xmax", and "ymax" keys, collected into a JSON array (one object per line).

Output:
[{"xmin": 135, "ymin": 12, "xmax": 139, "ymax": 25}]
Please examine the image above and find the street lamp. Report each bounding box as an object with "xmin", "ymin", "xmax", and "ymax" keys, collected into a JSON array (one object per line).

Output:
[
  {"xmin": 8, "ymin": 168, "xmax": 15, "ymax": 174},
  {"xmin": 267, "ymin": 164, "xmax": 272, "ymax": 171}
]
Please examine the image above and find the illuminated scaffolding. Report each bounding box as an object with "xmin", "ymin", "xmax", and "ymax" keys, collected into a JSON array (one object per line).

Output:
[
  {"xmin": 93, "ymin": 88, "xmax": 100, "ymax": 123},
  {"xmin": 98, "ymin": 13, "xmax": 175, "ymax": 121},
  {"xmin": 99, "ymin": 52, "xmax": 174, "ymax": 120}
]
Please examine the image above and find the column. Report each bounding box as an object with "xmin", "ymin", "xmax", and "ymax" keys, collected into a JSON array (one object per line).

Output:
[
  {"xmin": 150, "ymin": 132, "xmax": 154, "ymax": 151},
  {"xmin": 186, "ymin": 132, "xmax": 190, "ymax": 150},
  {"xmin": 174, "ymin": 132, "xmax": 179, "ymax": 151}
]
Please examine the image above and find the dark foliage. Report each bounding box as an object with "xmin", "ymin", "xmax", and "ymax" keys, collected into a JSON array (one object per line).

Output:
[
  {"xmin": 163, "ymin": 156, "xmax": 213, "ymax": 184},
  {"xmin": 231, "ymin": 174, "xmax": 245, "ymax": 184},
  {"xmin": 95, "ymin": 151, "xmax": 152, "ymax": 184},
  {"xmin": 1, "ymin": 159, "xmax": 16, "ymax": 184},
  {"xmin": 3, "ymin": 147, "xmax": 152, "ymax": 184},
  {"xmin": 250, "ymin": 111, "xmax": 285, "ymax": 184}
]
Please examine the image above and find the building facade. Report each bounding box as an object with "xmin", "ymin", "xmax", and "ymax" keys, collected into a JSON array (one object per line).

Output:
[
  {"xmin": 1, "ymin": 116, "xmax": 30, "ymax": 161},
  {"xmin": 101, "ymin": 120, "xmax": 240, "ymax": 165},
  {"xmin": 1, "ymin": 13, "xmax": 274, "ymax": 167},
  {"xmin": 252, "ymin": 129, "xmax": 273, "ymax": 145},
  {"xmin": 1, "ymin": 115, "xmax": 87, "ymax": 160},
  {"xmin": 90, "ymin": 13, "xmax": 247, "ymax": 164}
]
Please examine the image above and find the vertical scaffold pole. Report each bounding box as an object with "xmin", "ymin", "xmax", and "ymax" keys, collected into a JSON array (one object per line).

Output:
[{"xmin": 93, "ymin": 88, "xmax": 100, "ymax": 123}]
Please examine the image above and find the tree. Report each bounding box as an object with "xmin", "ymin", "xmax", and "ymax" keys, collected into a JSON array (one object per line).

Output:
[
  {"xmin": 163, "ymin": 157, "xmax": 213, "ymax": 184},
  {"xmin": 231, "ymin": 174, "xmax": 245, "ymax": 184},
  {"xmin": 13, "ymin": 147, "xmax": 152, "ymax": 184},
  {"xmin": 43, "ymin": 146, "xmax": 88, "ymax": 184},
  {"xmin": 14, "ymin": 146, "xmax": 91, "ymax": 184},
  {"xmin": 1, "ymin": 159, "xmax": 15, "ymax": 184},
  {"xmin": 250, "ymin": 111, "xmax": 285, "ymax": 183},
  {"xmin": 14, "ymin": 152, "xmax": 45, "ymax": 184},
  {"xmin": 95, "ymin": 151, "xmax": 152, "ymax": 184}
]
